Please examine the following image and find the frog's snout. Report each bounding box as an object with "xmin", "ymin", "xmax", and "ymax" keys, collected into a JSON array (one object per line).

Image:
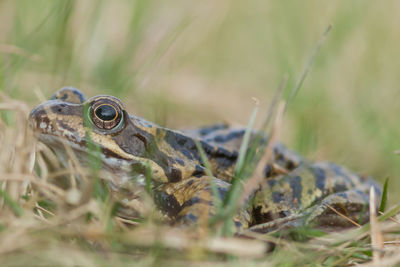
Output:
[{"xmin": 29, "ymin": 102, "xmax": 52, "ymax": 134}]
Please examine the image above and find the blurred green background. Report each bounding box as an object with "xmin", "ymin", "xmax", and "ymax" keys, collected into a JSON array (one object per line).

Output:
[{"xmin": 1, "ymin": 1, "xmax": 399, "ymax": 201}]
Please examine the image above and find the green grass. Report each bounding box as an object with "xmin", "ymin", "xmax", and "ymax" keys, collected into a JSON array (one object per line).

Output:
[{"xmin": 1, "ymin": 0, "xmax": 400, "ymax": 265}]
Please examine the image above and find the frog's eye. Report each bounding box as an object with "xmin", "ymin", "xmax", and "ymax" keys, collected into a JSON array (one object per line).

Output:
[{"xmin": 90, "ymin": 100, "xmax": 123, "ymax": 130}]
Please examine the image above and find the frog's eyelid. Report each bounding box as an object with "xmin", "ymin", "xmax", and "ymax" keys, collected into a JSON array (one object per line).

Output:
[
  {"xmin": 86, "ymin": 95, "xmax": 125, "ymax": 110},
  {"xmin": 51, "ymin": 86, "xmax": 86, "ymax": 103}
]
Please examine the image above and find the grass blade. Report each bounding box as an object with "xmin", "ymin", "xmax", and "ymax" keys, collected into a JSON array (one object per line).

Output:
[
  {"xmin": 378, "ymin": 177, "xmax": 389, "ymax": 213},
  {"xmin": 286, "ymin": 24, "xmax": 332, "ymax": 108},
  {"xmin": 235, "ymin": 99, "xmax": 259, "ymax": 176},
  {"xmin": 0, "ymin": 189, "xmax": 24, "ymax": 217},
  {"xmin": 195, "ymin": 140, "xmax": 222, "ymax": 212}
]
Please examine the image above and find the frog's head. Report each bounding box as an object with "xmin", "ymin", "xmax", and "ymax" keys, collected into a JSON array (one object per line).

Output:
[{"xmin": 29, "ymin": 87, "xmax": 171, "ymax": 185}]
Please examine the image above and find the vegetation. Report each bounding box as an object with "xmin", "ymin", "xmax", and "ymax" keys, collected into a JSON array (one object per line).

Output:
[{"xmin": 1, "ymin": 1, "xmax": 400, "ymax": 266}]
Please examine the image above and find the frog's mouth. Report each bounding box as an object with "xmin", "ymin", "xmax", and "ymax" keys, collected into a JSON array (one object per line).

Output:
[
  {"xmin": 28, "ymin": 110, "xmax": 135, "ymax": 187},
  {"xmin": 28, "ymin": 101, "xmax": 84, "ymax": 144},
  {"xmin": 29, "ymin": 106, "xmax": 86, "ymax": 159}
]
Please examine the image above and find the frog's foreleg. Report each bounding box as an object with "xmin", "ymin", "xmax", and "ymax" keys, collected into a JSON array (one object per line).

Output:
[{"xmin": 155, "ymin": 176, "xmax": 251, "ymax": 230}]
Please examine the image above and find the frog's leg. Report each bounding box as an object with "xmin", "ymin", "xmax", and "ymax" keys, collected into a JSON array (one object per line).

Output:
[
  {"xmin": 154, "ymin": 176, "xmax": 251, "ymax": 230},
  {"xmin": 249, "ymin": 162, "xmax": 381, "ymax": 232},
  {"xmin": 279, "ymin": 189, "xmax": 377, "ymax": 231},
  {"xmin": 303, "ymin": 188, "xmax": 379, "ymax": 228},
  {"xmin": 249, "ymin": 188, "xmax": 378, "ymax": 233}
]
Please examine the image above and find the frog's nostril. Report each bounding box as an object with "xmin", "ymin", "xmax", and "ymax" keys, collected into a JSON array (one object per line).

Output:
[{"xmin": 56, "ymin": 103, "xmax": 67, "ymax": 113}]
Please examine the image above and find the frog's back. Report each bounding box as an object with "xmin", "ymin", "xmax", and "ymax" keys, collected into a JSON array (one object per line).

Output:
[
  {"xmin": 183, "ymin": 124, "xmax": 303, "ymax": 179},
  {"xmin": 184, "ymin": 124, "xmax": 381, "ymax": 231}
]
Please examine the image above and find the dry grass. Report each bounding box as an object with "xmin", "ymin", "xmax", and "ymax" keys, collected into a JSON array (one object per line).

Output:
[{"xmin": 0, "ymin": 98, "xmax": 273, "ymax": 265}]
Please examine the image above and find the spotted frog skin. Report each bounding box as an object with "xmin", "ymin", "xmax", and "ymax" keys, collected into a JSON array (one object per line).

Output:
[{"xmin": 29, "ymin": 87, "xmax": 381, "ymax": 232}]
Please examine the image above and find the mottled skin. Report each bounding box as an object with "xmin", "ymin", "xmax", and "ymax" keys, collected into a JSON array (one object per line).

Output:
[{"xmin": 29, "ymin": 87, "xmax": 381, "ymax": 232}]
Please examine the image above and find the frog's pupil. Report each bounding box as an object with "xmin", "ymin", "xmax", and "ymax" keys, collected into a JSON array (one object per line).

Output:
[{"xmin": 95, "ymin": 105, "xmax": 116, "ymax": 121}]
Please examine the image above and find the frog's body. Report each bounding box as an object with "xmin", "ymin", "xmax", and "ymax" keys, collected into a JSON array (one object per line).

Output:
[{"xmin": 29, "ymin": 87, "xmax": 381, "ymax": 232}]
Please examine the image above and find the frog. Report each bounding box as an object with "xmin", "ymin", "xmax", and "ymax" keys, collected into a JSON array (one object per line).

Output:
[{"xmin": 28, "ymin": 87, "xmax": 381, "ymax": 232}]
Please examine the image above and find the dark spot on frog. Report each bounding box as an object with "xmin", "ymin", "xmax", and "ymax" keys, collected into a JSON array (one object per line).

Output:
[
  {"xmin": 276, "ymin": 153, "xmax": 284, "ymax": 161},
  {"xmin": 166, "ymin": 167, "xmax": 182, "ymax": 183},
  {"xmin": 50, "ymin": 102, "xmax": 82, "ymax": 117},
  {"xmin": 272, "ymin": 191, "xmax": 284, "ymax": 203},
  {"xmin": 192, "ymin": 165, "xmax": 205, "ymax": 177},
  {"xmin": 181, "ymin": 197, "xmax": 208, "ymax": 210},
  {"xmin": 181, "ymin": 196, "xmax": 200, "ymax": 208},
  {"xmin": 213, "ymin": 129, "xmax": 245, "ymax": 143},
  {"xmin": 213, "ymin": 156, "xmax": 235, "ymax": 169},
  {"xmin": 313, "ymin": 166, "xmax": 326, "ymax": 191},
  {"xmin": 198, "ymin": 123, "xmax": 228, "ymax": 136},
  {"xmin": 267, "ymin": 179, "xmax": 277, "ymax": 187},
  {"xmin": 154, "ymin": 191, "xmax": 182, "ymax": 217},
  {"xmin": 164, "ymin": 130, "xmax": 201, "ymax": 161},
  {"xmin": 286, "ymin": 160, "xmax": 297, "ymax": 170},
  {"xmin": 265, "ymin": 164, "xmax": 272, "ymax": 177},
  {"xmin": 72, "ymin": 90, "xmax": 86, "ymax": 103},
  {"xmin": 181, "ymin": 149, "xmax": 194, "ymax": 160},
  {"xmin": 57, "ymin": 120, "xmax": 75, "ymax": 133},
  {"xmin": 289, "ymin": 176, "xmax": 302, "ymax": 205},
  {"xmin": 209, "ymin": 147, "xmax": 237, "ymax": 169},
  {"xmin": 164, "ymin": 129, "xmax": 237, "ymax": 172},
  {"xmin": 184, "ymin": 213, "xmax": 198, "ymax": 222},
  {"xmin": 177, "ymin": 213, "xmax": 198, "ymax": 223},
  {"xmin": 234, "ymin": 221, "xmax": 243, "ymax": 228},
  {"xmin": 176, "ymin": 158, "xmax": 184, "ymax": 166},
  {"xmin": 279, "ymin": 211, "xmax": 289, "ymax": 218},
  {"xmin": 53, "ymin": 104, "xmax": 66, "ymax": 113},
  {"xmin": 251, "ymin": 206, "xmax": 284, "ymax": 225},
  {"xmin": 181, "ymin": 196, "xmax": 214, "ymax": 210},
  {"xmin": 332, "ymin": 182, "xmax": 349, "ymax": 193}
]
